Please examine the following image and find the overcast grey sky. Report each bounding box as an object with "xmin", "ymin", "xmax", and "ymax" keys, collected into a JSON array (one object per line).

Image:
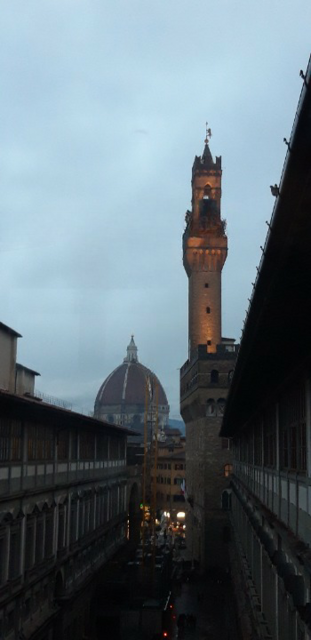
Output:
[{"xmin": 1, "ymin": 1, "xmax": 310, "ymax": 418}]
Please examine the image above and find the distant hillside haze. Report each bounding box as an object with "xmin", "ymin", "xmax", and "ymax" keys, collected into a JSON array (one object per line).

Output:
[{"xmin": 168, "ymin": 418, "xmax": 185, "ymax": 435}]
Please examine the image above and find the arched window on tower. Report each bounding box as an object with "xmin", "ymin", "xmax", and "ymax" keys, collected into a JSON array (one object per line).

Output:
[
  {"xmin": 210, "ymin": 369, "xmax": 219, "ymax": 384},
  {"xmin": 203, "ymin": 184, "xmax": 212, "ymax": 199},
  {"xmin": 224, "ymin": 463, "xmax": 233, "ymax": 478},
  {"xmin": 217, "ymin": 398, "xmax": 226, "ymax": 416},
  {"xmin": 206, "ymin": 399, "xmax": 215, "ymax": 416}
]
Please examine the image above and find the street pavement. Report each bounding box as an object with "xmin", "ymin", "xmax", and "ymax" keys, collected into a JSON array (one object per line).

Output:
[{"xmin": 171, "ymin": 570, "xmax": 241, "ymax": 640}]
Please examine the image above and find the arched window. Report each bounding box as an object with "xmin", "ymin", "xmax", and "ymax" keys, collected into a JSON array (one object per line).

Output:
[
  {"xmin": 206, "ymin": 399, "xmax": 215, "ymax": 416},
  {"xmin": 217, "ymin": 398, "xmax": 225, "ymax": 416},
  {"xmin": 204, "ymin": 184, "xmax": 212, "ymax": 198},
  {"xmin": 224, "ymin": 463, "xmax": 233, "ymax": 478},
  {"xmin": 210, "ymin": 369, "xmax": 219, "ymax": 384}
]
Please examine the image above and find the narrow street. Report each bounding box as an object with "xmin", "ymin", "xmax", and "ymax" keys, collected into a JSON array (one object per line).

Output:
[{"xmin": 171, "ymin": 569, "xmax": 241, "ymax": 640}]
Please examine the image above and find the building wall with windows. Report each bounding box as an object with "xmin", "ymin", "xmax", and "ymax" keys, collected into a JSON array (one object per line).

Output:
[
  {"xmin": 0, "ymin": 388, "xmax": 130, "ymax": 640},
  {"xmin": 180, "ymin": 343, "xmax": 237, "ymax": 569},
  {"xmin": 0, "ymin": 317, "xmax": 141, "ymax": 639},
  {"xmin": 0, "ymin": 323, "xmax": 21, "ymax": 393},
  {"xmin": 151, "ymin": 431, "xmax": 186, "ymax": 522},
  {"xmin": 221, "ymin": 57, "xmax": 311, "ymax": 640},
  {"xmin": 15, "ymin": 364, "xmax": 40, "ymax": 397}
]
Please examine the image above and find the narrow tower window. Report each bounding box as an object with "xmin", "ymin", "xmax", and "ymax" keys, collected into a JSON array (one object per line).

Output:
[
  {"xmin": 206, "ymin": 307, "xmax": 211, "ymax": 314},
  {"xmin": 210, "ymin": 369, "xmax": 219, "ymax": 384},
  {"xmin": 204, "ymin": 283, "xmax": 209, "ymax": 288},
  {"xmin": 224, "ymin": 464, "xmax": 233, "ymax": 478},
  {"xmin": 217, "ymin": 398, "xmax": 225, "ymax": 415},
  {"xmin": 206, "ymin": 399, "xmax": 216, "ymax": 416}
]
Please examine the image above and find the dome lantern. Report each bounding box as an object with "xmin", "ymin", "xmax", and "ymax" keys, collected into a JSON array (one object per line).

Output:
[{"xmin": 124, "ymin": 335, "xmax": 138, "ymax": 363}]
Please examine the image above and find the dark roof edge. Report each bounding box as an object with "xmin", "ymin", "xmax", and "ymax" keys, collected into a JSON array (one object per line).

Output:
[
  {"xmin": 221, "ymin": 55, "xmax": 311, "ymax": 438},
  {"xmin": 0, "ymin": 322, "xmax": 22, "ymax": 338},
  {"xmin": 0, "ymin": 388, "xmax": 138, "ymax": 436},
  {"xmin": 16, "ymin": 363, "xmax": 41, "ymax": 376}
]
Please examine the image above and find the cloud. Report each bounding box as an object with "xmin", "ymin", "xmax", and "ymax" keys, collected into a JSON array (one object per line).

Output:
[{"xmin": 1, "ymin": 0, "xmax": 310, "ymax": 418}]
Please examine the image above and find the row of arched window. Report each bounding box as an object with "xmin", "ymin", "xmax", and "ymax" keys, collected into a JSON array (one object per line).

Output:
[
  {"xmin": 0, "ymin": 484, "xmax": 127, "ymax": 587},
  {"xmin": 210, "ymin": 369, "xmax": 234, "ymax": 384},
  {"xmin": 206, "ymin": 398, "xmax": 225, "ymax": 416},
  {"xmin": 183, "ymin": 369, "xmax": 234, "ymax": 395}
]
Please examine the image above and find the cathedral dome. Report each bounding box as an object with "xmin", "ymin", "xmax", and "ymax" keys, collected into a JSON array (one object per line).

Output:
[{"xmin": 94, "ymin": 337, "xmax": 169, "ymax": 438}]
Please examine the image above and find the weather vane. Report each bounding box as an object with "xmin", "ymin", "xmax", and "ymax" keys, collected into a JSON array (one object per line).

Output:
[{"xmin": 205, "ymin": 122, "xmax": 212, "ymax": 144}]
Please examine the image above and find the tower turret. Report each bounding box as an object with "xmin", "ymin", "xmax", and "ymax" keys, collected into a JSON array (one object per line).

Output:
[{"xmin": 183, "ymin": 131, "xmax": 227, "ymax": 354}]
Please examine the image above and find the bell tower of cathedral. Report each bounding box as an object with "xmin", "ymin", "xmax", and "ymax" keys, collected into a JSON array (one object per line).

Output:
[{"xmin": 183, "ymin": 129, "xmax": 227, "ymax": 355}]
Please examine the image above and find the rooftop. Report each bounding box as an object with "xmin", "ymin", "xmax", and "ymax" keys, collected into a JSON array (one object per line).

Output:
[
  {"xmin": 0, "ymin": 321, "xmax": 22, "ymax": 338},
  {"xmin": 221, "ymin": 56, "xmax": 311, "ymax": 437}
]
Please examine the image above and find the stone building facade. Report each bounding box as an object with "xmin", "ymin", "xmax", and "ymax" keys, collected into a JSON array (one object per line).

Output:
[
  {"xmin": 0, "ymin": 322, "xmax": 140, "ymax": 640},
  {"xmin": 221, "ymin": 57, "xmax": 311, "ymax": 639},
  {"xmin": 0, "ymin": 322, "xmax": 21, "ymax": 392},
  {"xmin": 150, "ymin": 428, "xmax": 186, "ymax": 523},
  {"xmin": 180, "ymin": 137, "xmax": 237, "ymax": 570}
]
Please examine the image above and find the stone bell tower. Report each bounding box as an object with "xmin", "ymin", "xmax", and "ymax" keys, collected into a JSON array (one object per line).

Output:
[
  {"xmin": 180, "ymin": 130, "xmax": 236, "ymax": 571},
  {"xmin": 183, "ymin": 129, "xmax": 227, "ymax": 355}
]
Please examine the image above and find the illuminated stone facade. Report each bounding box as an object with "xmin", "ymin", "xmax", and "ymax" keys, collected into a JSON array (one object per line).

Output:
[
  {"xmin": 150, "ymin": 428, "xmax": 186, "ymax": 522},
  {"xmin": 183, "ymin": 141, "xmax": 227, "ymax": 354},
  {"xmin": 180, "ymin": 138, "xmax": 237, "ymax": 570}
]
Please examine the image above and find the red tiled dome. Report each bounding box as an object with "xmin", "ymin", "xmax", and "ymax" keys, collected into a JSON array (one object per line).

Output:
[
  {"xmin": 95, "ymin": 361, "xmax": 168, "ymax": 407},
  {"xmin": 94, "ymin": 337, "xmax": 169, "ymax": 413}
]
